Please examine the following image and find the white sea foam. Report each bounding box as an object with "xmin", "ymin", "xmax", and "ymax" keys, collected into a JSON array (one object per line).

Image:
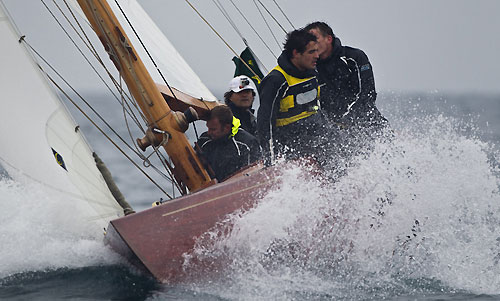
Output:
[
  {"xmin": 0, "ymin": 176, "xmax": 120, "ymax": 279},
  {"xmin": 184, "ymin": 113, "xmax": 500, "ymax": 299}
]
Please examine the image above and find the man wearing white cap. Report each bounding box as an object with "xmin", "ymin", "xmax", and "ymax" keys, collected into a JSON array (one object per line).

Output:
[{"xmin": 224, "ymin": 75, "xmax": 257, "ymax": 136}]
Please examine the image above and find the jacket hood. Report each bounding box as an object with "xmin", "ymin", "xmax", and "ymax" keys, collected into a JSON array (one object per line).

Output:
[{"xmin": 277, "ymin": 52, "xmax": 317, "ymax": 79}]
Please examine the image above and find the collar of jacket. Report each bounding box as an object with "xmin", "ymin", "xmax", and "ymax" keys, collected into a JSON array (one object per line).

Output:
[
  {"xmin": 228, "ymin": 101, "xmax": 255, "ymax": 115},
  {"xmin": 318, "ymin": 37, "xmax": 344, "ymax": 65},
  {"xmin": 277, "ymin": 52, "xmax": 317, "ymax": 79}
]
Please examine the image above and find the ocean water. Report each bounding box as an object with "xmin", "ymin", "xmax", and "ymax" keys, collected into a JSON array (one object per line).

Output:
[{"xmin": 1, "ymin": 92, "xmax": 500, "ymax": 300}]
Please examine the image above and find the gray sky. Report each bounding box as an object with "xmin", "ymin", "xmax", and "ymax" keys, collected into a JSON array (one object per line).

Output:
[{"xmin": 3, "ymin": 0, "xmax": 500, "ymax": 96}]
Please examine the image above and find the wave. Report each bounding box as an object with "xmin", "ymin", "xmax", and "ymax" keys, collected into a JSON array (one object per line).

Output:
[
  {"xmin": 0, "ymin": 177, "xmax": 121, "ymax": 279},
  {"xmin": 182, "ymin": 113, "xmax": 500, "ymax": 299}
]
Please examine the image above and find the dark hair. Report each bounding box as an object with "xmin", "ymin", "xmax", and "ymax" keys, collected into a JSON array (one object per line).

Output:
[
  {"xmin": 210, "ymin": 105, "xmax": 233, "ymax": 126},
  {"xmin": 304, "ymin": 21, "xmax": 335, "ymax": 38},
  {"xmin": 223, "ymin": 91, "xmax": 234, "ymax": 105},
  {"xmin": 283, "ymin": 29, "xmax": 317, "ymax": 59}
]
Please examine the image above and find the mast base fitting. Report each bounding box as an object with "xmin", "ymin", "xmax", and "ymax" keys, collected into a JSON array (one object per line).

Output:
[
  {"xmin": 136, "ymin": 108, "xmax": 198, "ymax": 151},
  {"xmin": 172, "ymin": 107, "xmax": 199, "ymax": 132},
  {"xmin": 137, "ymin": 128, "xmax": 168, "ymax": 152}
]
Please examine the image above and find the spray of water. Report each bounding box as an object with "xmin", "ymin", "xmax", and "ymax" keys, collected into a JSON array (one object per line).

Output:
[
  {"xmin": 0, "ymin": 176, "xmax": 121, "ymax": 279},
  {"xmin": 182, "ymin": 113, "xmax": 500, "ymax": 299}
]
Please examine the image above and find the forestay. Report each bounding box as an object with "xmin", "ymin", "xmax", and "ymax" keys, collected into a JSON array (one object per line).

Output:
[
  {"xmin": 0, "ymin": 3, "xmax": 124, "ymax": 229},
  {"xmin": 69, "ymin": 0, "xmax": 218, "ymax": 102}
]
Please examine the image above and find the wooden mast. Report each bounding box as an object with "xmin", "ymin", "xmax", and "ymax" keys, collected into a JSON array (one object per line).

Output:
[{"xmin": 76, "ymin": 0, "xmax": 213, "ymax": 192}]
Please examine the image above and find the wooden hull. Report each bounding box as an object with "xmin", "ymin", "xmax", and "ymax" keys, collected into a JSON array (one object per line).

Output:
[{"xmin": 104, "ymin": 163, "xmax": 283, "ymax": 282}]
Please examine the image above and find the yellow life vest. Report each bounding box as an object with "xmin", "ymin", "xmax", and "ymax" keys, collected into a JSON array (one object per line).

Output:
[{"xmin": 273, "ymin": 65, "xmax": 320, "ymax": 127}]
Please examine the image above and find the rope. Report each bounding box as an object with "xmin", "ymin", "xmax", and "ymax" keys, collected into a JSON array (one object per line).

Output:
[
  {"xmin": 272, "ymin": 0, "xmax": 295, "ymax": 29},
  {"xmin": 112, "ymin": 22, "xmax": 184, "ymax": 193},
  {"xmin": 84, "ymin": 0, "xmax": 158, "ymax": 129},
  {"xmin": 40, "ymin": 1, "xmax": 148, "ymax": 150},
  {"xmin": 184, "ymin": 0, "xmax": 262, "ymax": 82},
  {"xmin": 256, "ymin": 0, "xmax": 287, "ymax": 34},
  {"xmin": 100, "ymin": 1, "xmax": 186, "ymax": 194},
  {"xmin": 28, "ymin": 4, "xmax": 181, "ymax": 195},
  {"xmin": 193, "ymin": 122, "xmax": 200, "ymax": 140},
  {"xmin": 212, "ymin": 0, "xmax": 247, "ymax": 46},
  {"xmin": 212, "ymin": 0, "xmax": 270, "ymax": 74},
  {"xmin": 38, "ymin": 0, "xmax": 192, "ymax": 196},
  {"xmin": 45, "ymin": 0, "xmax": 119, "ymax": 98},
  {"xmin": 43, "ymin": 69, "xmax": 173, "ymax": 199},
  {"xmin": 228, "ymin": 0, "xmax": 277, "ymax": 60},
  {"xmin": 113, "ymin": 0, "xmax": 179, "ymax": 101},
  {"xmin": 252, "ymin": 0, "xmax": 281, "ymax": 51},
  {"xmin": 49, "ymin": 0, "xmax": 146, "ymax": 130},
  {"xmin": 117, "ymin": 73, "xmax": 182, "ymax": 193}
]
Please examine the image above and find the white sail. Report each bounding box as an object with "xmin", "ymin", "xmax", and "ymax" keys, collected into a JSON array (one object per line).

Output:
[
  {"xmin": 69, "ymin": 0, "xmax": 218, "ymax": 102},
  {"xmin": 0, "ymin": 3, "xmax": 124, "ymax": 229}
]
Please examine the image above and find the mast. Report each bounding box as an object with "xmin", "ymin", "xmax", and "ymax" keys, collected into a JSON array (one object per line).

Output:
[{"xmin": 76, "ymin": 0, "xmax": 212, "ymax": 192}]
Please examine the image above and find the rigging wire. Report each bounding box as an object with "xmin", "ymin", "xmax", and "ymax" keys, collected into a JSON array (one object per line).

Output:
[
  {"xmin": 184, "ymin": 0, "xmax": 262, "ymax": 82},
  {"xmin": 272, "ymin": 0, "xmax": 295, "ymax": 29},
  {"xmin": 82, "ymin": 1, "xmax": 165, "ymax": 163},
  {"xmin": 49, "ymin": 0, "xmax": 147, "ymax": 130},
  {"xmin": 92, "ymin": 0, "xmax": 185, "ymax": 194},
  {"xmin": 213, "ymin": 0, "xmax": 270, "ymax": 74},
  {"xmin": 21, "ymin": 38, "xmax": 138, "ymax": 164},
  {"xmin": 24, "ymin": 40, "xmax": 173, "ymax": 198},
  {"xmin": 228, "ymin": 0, "xmax": 277, "ymax": 61},
  {"xmin": 113, "ymin": 0, "xmax": 179, "ymax": 102},
  {"xmin": 112, "ymin": 0, "xmax": 214, "ymax": 177},
  {"xmin": 80, "ymin": 0, "xmax": 155, "ymax": 124},
  {"xmin": 212, "ymin": 0, "xmax": 247, "ymax": 47},
  {"xmin": 252, "ymin": 0, "xmax": 281, "ymax": 51},
  {"xmin": 118, "ymin": 55, "xmax": 183, "ymax": 194},
  {"xmin": 40, "ymin": 0, "xmax": 183, "ymax": 195},
  {"xmin": 50, "ymin": 77, "xmax": 174, "ymax": 199},
  {"xmin": 45, "ymin": 0, "xmax": 150, "ymax": 153},
  {"xmin": 107, "ymin": 10, "xmax": 184, "ymax": 194},
  {"xmin": 256, "ymin": 0, "xmax": 287, "ymax": 34},
  {"xmin": 46, "ymin": 0, "xmax": 130, "ymax": 109}
]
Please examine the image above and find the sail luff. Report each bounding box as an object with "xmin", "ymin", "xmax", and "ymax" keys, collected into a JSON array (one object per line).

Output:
[{"xmin": 75, "ymin": 0, "xmax": 212, "ymax": 192}]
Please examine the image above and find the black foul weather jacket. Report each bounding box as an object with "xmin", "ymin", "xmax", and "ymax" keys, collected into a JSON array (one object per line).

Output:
[
  {"xmin": 197, "ymin": 119, "xmax": 261, "ymax": 182},
  {"xmin": 317, "ymin": 37, "xmax": 387, "ymax": 128},
  {"xmin": 227, "ymin": 102, "xmax": 257, "ymax": 136},
  {"xmin": 257, "ymin": 53, "xmax": 326, "ymax": 161}
]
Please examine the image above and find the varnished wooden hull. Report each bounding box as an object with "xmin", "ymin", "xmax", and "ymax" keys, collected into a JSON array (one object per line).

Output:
[{"xmin": 105, "ymin": 163, "xmax": 282, "ymax": 282}]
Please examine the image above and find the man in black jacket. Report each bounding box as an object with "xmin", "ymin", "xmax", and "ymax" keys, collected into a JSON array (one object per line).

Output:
[
  {"xmin": 224, "ymin": 75, "xmax": 257, "ymax": 136},
  {"xmin": 257, "ymin": 29, "xmax": 327, "ymax": 163},
  {"xmin": 304, "ymin": 22, "xmax": 387, "ymax": 130},
  {"xmin": 197, "ymin": 105, "xmax": 261, "ymax": 182}
]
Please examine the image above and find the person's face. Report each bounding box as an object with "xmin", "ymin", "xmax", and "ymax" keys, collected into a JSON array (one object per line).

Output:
[
  {"xmin": 230, "ymin": 89, "xmax": 254, "ymax": 109},
  {"xmin": 207, "ymin": 117, "xmax": 231, "ymax": 140},
  {"xmin": 292, "ymin": 41, "xmax": 319, "ymax": 71},
  {"xmin": 308, "ymin": 28, "xmax": 332, "ymax": 59}
]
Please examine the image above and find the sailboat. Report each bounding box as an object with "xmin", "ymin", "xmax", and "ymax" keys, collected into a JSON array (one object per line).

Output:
[{"xmin": 0, "ymin": 0, "xmax": 300, "ymax": 282}]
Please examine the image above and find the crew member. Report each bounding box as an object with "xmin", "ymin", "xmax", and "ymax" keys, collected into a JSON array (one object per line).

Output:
[
  {"xmin": 224, "ymin": 75, "xmax": 257, "ymax": 135},
  {"xmin": 305, "ymin": 21, "xmax": 387, "ymax": 129},
  {"xmin": 257, "ymin": 29, "xmax": 326, "ymax": 162},
  {"xmin": 197, "ymin": 105, "xmax": 261, "ymax": 182}
]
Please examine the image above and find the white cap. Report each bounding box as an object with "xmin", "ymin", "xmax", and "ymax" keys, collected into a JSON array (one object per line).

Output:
[{"xmin": 228, "ymin": 75, "xmax": 256, "ymax": 93}]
